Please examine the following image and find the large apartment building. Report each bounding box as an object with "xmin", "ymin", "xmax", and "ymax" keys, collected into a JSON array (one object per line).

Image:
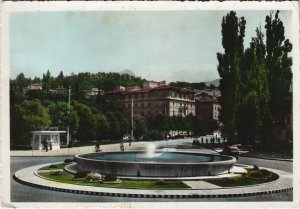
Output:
[
  {"xmin": 195, "ymin": 92, "xmax": 220, "ymax": 122},
  {"xmin": 104, "ymin": 84, "xmax": 195, "ymax": 118}
]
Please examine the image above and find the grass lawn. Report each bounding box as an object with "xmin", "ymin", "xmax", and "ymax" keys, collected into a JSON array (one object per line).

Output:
[
  {"xmin": 205, "ymin": 168, "xmax": 279, "ymax": 187},
  {"xmin": 39, "ymin": 171, "xmax": 190, "ymax": 189},
  {"xmin": 39, "ymin": 163, "xmax": 70, "ymax": 171}
]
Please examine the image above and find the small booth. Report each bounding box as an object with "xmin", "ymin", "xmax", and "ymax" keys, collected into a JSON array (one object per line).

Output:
[{"xmin": 31, "ymin": 130, "xmax": 66, "ymax": 150}]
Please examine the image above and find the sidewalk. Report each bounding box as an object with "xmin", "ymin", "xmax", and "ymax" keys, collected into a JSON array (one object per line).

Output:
[
  {"xmin": 10, "ymin": 140, "xmax": 293, "ymax": 162},
  {"xmin": 240, "ymin": 152, "xmax": 293, "ymax": 162},
  {"xmin": 10, "ymin": 141, "xmax": 150, "ymax": 157}
]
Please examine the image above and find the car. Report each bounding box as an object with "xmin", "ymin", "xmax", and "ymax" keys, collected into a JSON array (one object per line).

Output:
[
  {"xmin": 221, "ymin": 146, "xmax": 240, "ymax": 159},
  {"xmin": 192, "ymin": 139, "xmax": 200, "ymax": 146}
]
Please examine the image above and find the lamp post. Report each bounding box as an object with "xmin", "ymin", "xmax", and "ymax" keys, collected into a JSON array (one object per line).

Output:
[
  {"xmin": 66, "ymin": 85, "xmax": 71, "ymax": 146},
  {"xmin": 130, "ymin": 98, "xmax": 133, "ymax": 146}
]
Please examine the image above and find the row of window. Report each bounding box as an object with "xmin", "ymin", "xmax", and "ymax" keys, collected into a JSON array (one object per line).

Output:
[
  {"xmin": 122, "ymin": 102, "xmax": 195, "ymax": 109},
  {"xmin": 123, "ymin": 91, "xmax": 193, "ymax": 100}
]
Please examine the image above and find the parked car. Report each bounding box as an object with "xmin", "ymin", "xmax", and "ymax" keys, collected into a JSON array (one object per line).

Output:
[
  {"xmin": 122, "ymin": 135, "xmax": 130, "ymax": 141},
  {"xmin": 221, "ymin": 146, "xmax": 240, "ymax": 159},
  {"xmin": 192, "ymin": 139, "xmax": 200, "ymax": 146}
]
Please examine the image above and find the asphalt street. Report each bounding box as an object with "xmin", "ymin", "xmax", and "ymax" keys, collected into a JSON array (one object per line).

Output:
[{"xmin": 9, "ymin": 156, "xmax": 293, "ymax": 203}]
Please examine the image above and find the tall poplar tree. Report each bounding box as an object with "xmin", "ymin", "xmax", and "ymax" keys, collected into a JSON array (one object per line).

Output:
[
  {"xmin": 265, "ymin": 11, "xmax": 292, "ymax": 135},
  {"xmin": 239, "ymin": 28, "xmax": 271, "ymax": 145},
  {"xmin": 217, "ymin": 11, "xmax": 246, "ymax": 142},
  {"xmin": 42, "ymin": 69, "xmax": 51, "ymax": 94}
]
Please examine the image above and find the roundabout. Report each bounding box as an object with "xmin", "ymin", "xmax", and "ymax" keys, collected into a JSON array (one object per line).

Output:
[{"xmin": 13, "ymin": 160, "xmax": 293, "ymax": 199}]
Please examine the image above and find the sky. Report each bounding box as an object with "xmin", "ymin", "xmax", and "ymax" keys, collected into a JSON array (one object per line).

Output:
[{"xmin": 10, "ymin": 10, "xmax": 291, "ymax": 82}]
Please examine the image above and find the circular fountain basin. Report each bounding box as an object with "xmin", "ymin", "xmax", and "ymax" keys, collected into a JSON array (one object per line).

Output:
[{"xmin": 75, "ymin": 151, "xmax": 236, "ymax": 177}]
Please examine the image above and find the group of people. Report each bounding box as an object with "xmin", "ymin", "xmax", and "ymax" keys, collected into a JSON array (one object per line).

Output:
[{"xmin": 94, "ymin": 143, "xmax": 125, "ymax": 152}]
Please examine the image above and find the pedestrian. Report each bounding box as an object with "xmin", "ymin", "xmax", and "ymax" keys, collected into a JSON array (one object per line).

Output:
[
  {"xmin": 45, "ymin": 140, "xmax": 48, "ymax": 152},
  {"xmin": 95, "ymin": 144, "xmax": 100, "ymax": 152},
  {"xmin": 120, "ymin": 142, "xmax": 124, "ymax": 151},
  {"xmin": 49, "ymin": 140, "xmax": 52, "ymax": 150}
]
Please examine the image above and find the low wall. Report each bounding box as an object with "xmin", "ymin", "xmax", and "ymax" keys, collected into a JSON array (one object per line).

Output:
[{"xmin": 75, "ymin": 152, "xmax": 236, "ymax": 177}]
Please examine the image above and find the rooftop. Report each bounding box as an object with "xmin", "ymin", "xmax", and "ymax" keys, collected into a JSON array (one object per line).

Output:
[{"xmin": 104, "ymin": 85, "xmax": 194, "ymax": 95}]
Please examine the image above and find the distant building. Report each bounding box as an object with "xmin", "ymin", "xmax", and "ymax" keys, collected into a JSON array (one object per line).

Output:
[
  {"xmin": 50, "ymin": 86, "xmax": 67, "ymax": 96},
  {"xmin": 195, "ymin": 88, "xmax": 221, "ymax": 98},
  {"xmin": 22, "ymin": 84, "xmax": 42, "ymax": 96},
  {"xmin": 195, "ymin": 92, "xmax": 220, "ymax": 122},
  {"xmin": 85, "ymin": 88, "xmax": 104, "ymax": 99},
  {"xmin": 104, "ymin": 84, "xmax": 195, "ymax": 117},
  {"xmin": 143, "ymin": 80, "xmax": 167, "ymax": 89},
  {"xmin": 126, "ymin": 86, "xmax": 141, "ymax": 91}
]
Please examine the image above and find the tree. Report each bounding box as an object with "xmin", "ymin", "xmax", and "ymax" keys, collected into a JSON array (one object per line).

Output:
[
  {"xmin": 217, "ymin": 11, "xmax": 246, "ymax": 142},
  {"xmin": 265, "ymin": 11, "xmax": 292, "ymax": 139},
  {"xmin": 134, "ymin": 117, "xmax": 148, "ymax": 140},
  {"xmin": 56, "ymin": 71, "xmax": 65, "ymax": 87},
  {"xmin": 48, "ymin": 101, "xmax": 79, "ymax": 132},
  {"xmin": 154, "ymin": 114, "xmax": 169, "ymax": 138},
  {"xmin": 239, "ymin": 28, "xmax": 271, "ymax": 145},
  {"xmin": 114, "ymin": 111, "xmax": 130, "ymax": 139},
  {"xmin": 12, "ymin": 99, "xmax": 51, "ymax": 145},
  {"xmin": 94, "ymin": 112, "xmax": 110, "ymax": 140},
  {"xmin": 73, "ymin": 102, "xmax": 96, "ymax": 142},
  {"xmin": 105, "ymin": 112, "xmax": 120, "ymax": 140},
  {"xmin": 42, "ymin": 69, "xmax": 52, "ymax": 95}
]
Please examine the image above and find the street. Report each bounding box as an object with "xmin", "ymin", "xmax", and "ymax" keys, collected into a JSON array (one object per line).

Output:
[{"xmin": 9, "ymin": 156, "xmax": 293, "ymax": 203}]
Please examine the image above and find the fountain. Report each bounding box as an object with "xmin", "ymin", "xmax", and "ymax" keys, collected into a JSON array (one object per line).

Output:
[{"xmin": 74, "ymin": 143, "xmax": 236, "ymax": 178}]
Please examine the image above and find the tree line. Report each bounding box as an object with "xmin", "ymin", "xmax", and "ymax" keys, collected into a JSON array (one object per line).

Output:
[
  {"xmin": 10, "ymin": 71, "xmax": 218, "ymax": 147},
  {"xmin": 217, "ymin": 11, "xmax": 292, "ymax": 148}
]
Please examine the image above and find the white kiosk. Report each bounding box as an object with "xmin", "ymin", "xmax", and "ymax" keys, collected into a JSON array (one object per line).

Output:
[{"xmin": 31, "ymin": 130, "xmax": 66, "ymax": 150}]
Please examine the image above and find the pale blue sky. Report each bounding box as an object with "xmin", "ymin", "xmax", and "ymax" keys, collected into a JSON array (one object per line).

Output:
[{"xmin": 10, "ymin": 10, "xmax": 291, "ymax": 82}]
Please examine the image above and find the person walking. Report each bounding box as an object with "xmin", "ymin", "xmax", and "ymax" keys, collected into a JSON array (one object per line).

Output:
[
  {"xmin": 120, "ymin": 142, "xmax": 124, "ymax": 152},
  {"xmin": 44, "ymin": 140, "xmax": 48, "ymax": 152},
  {"xmin": 95, "ymin": 144, "xmax": 101, "ymax": 152}
]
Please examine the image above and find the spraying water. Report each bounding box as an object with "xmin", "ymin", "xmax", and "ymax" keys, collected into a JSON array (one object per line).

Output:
[{"xmin": 141, "ymin": 143, "xmax": 161, "ymax": 158}]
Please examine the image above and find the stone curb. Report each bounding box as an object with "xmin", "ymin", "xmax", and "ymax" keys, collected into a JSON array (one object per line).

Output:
[
  {"xmin": 13, "ymin": 173, "xmax": 293, "ymax": 199},
  {"xmin": 240, "ymin": 154, "xmax": 293, "ymax": 162},
  {"xmin": 13, "ymin": 174, "xmax": 294, "ymax": 198}
]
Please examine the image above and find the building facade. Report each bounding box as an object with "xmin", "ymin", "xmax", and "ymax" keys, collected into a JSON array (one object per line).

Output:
[
  {"xmin": 22, "ymin": 84, "xmax": 42, "ymax": 96},
  {"xmin": 85, "ymin": 88, "xmax": 104, "ymax": 99},
  {"xmin": 195, "ymin": 92, "xmax": 220, "ymax": 122},
  {"xmin": 104, "ymin": 85, "xmax": 195, "ymax": 118}
]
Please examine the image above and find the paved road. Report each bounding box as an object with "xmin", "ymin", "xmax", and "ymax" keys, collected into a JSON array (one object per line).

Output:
[
  {"xmin": 9, "ymin": 156, "xmax": 293, "ymax": 203},
  {"xmin": 237, "ymin": 157, "xmax": 292, "ymax": 173}
]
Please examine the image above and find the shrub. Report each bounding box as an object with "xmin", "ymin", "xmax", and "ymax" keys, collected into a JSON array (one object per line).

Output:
[
  {"xmin": 104, "ymin": 174, "xmax": 117, "ymax": 181},
  {"xmin": 49, "ymin": 164, "xmax": 58, "ymax": 169},
  {"xmin": 50, "ymin": 171, "xmax": 61, "ymax": 176},
  {"xmin": 85, "ymin": 172, "xmax": 102, "ymax": 182},
  {"xmin": 248, "ymin": 171, "xmax": 264, "ymax": 179},
  {"xmin": 73, "ymin": 171, "xmax": 88, "ymax": 179},
  {"xmin": 253, "ymin": 165, "xmax": 259, "ymax": 171},
  {"xmin": 155, "ymin": 180, "xmax": 167, "ymax": 185},
  {"xmin": 64, "ymin": 159, "xmax": 74, "ymax": 163}
]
